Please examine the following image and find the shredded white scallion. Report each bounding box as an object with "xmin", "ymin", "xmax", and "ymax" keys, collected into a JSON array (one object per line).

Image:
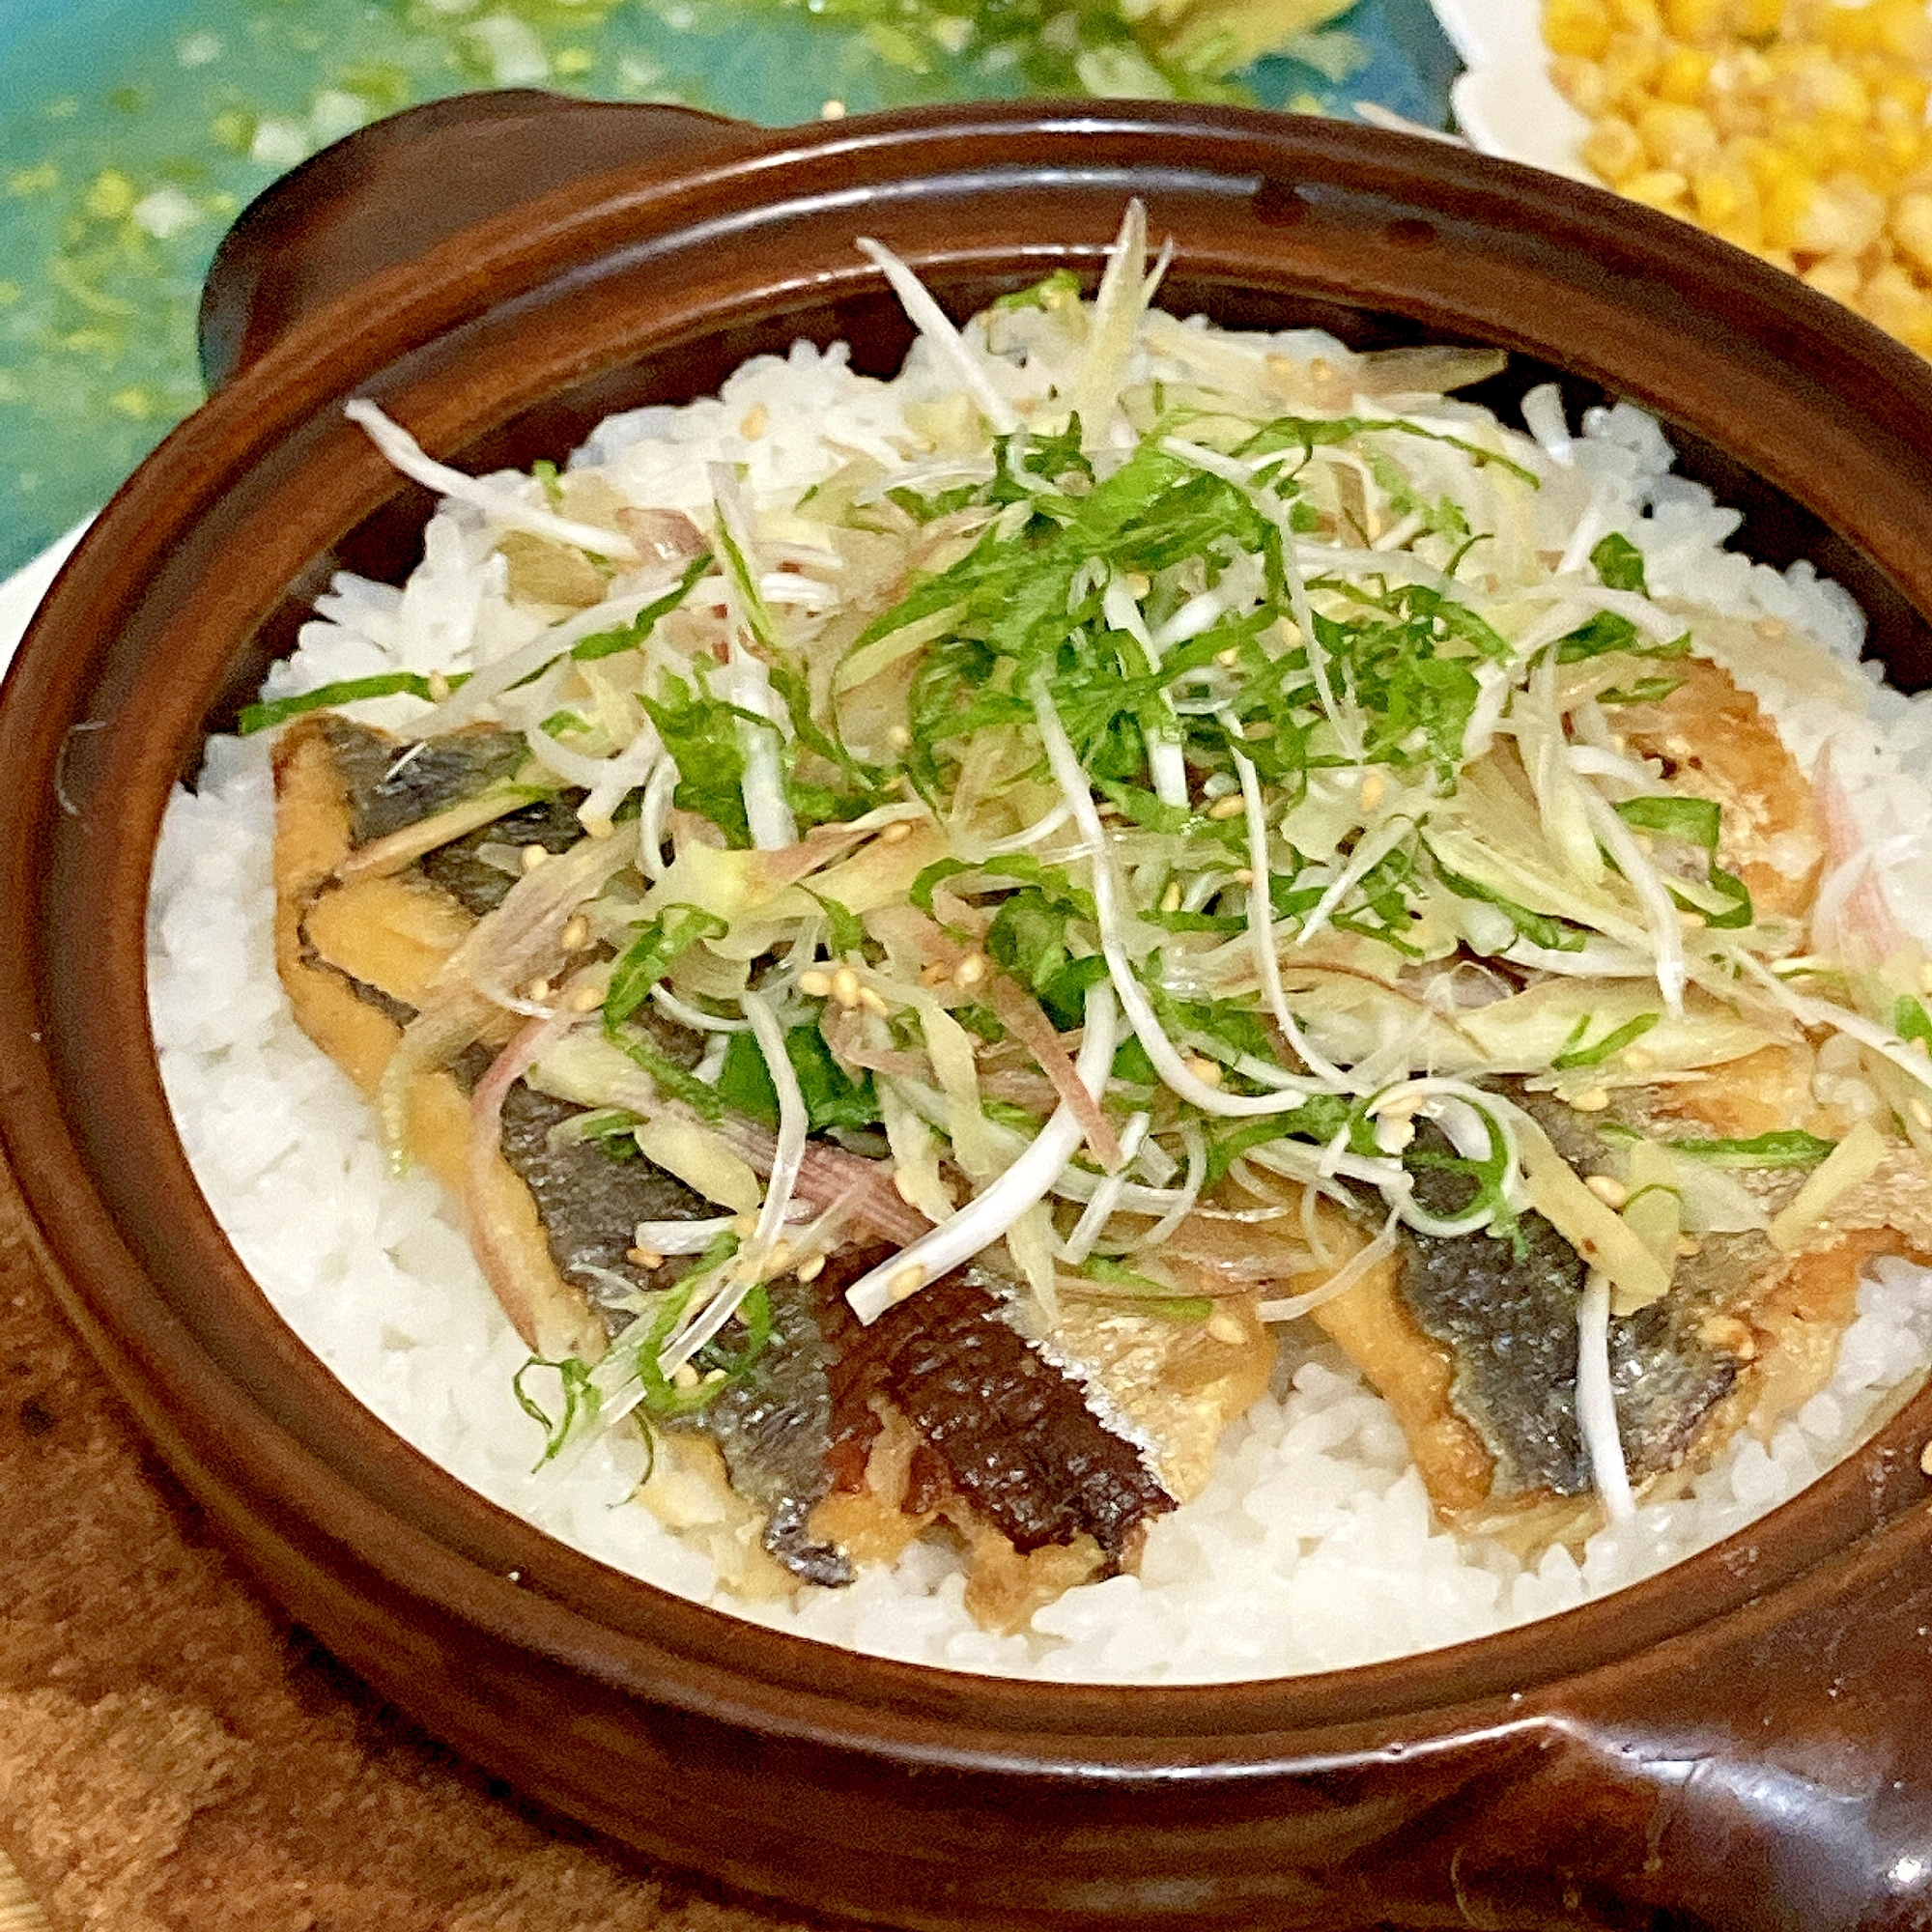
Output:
[
  {"xmin": 843, "ymin": 983, "xmax": 1120, "ymax": 1324},
  {"xmin": 1576, "ymin": 1270, "xmax": 1635, "ymax": 1522},
  {"xmin": 856, "ymin": 238, "xmax": 1020, "ymax": 436},
  {"xmin": 346, "ymin": 399, "xmax": 644, "ymax": 562}
]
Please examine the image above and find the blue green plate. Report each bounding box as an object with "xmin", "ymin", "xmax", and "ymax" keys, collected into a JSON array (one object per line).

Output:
[{"xmin": 0, "ymin": 0, "xmax": 1458, "ymax": 579}]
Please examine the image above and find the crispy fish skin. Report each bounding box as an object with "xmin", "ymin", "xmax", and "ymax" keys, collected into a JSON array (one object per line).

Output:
[
  {"xmin": 806, "ymin": 1246, "xmax": 1180, "ymax": 1632},
  {"xmin": 1395, "ymin": 1206, "xmax": 1742, "ymax": 1508},
  {"xmin": 320, "ymin": 718, "xmax": 528, "ymax": 848},
  {"xmin": 1028, "ymin": 1293, "xmax": 1275, "ymax": 1506},
  {"xmin": 815, "ymin": 1248, "xmax": 1174, "ymax": 1561},
  {"xmin": 697, "ymin": 1278, "xmax": 853, "ymax": 1587},
  {"xmin": 496, "ymin": 1083, "xmax": 710, "ymax": 1306}
]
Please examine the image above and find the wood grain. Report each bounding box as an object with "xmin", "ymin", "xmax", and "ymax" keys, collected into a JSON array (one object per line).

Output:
[{"xmin": 0, "ymin": 1159, "xmax": 856, "ymax": 1932}]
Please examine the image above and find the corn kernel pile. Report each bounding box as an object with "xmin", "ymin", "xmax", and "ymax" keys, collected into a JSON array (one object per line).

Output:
[{"xmin": 1544, "ymin": 0, "xmax": 1932, "ymax": 355}]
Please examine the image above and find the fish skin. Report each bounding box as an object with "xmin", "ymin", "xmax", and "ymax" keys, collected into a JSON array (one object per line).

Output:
[
  {"xmin": 1400, "ymin": 1203, "xmax": 1739, "ymax": 1498},
  {"xmin": 698, "ymin": 1280, "xmax": 852, "ymax": 1588},
  {"xmin": 496, "ymin": 1083, "xmax": 710, "ymax": 1309},
  {"xmin": 815, "ymin": 1249, "xmax": 1175, "ymax": 1561},
  {"xmin": 422, "ymin": 794, "xmax": 589, "ymax": 917},
  {"xmin": 1398, "ymin": 1104, "xmax": 1746, "ymax": 1503},
  {"xmin": 492, "ymin": 1113, "xmax": 1174, "ymax": 1579},
  {"xmin": 317, "ymin": 714, "xmax": 529, "ymax": 847}
]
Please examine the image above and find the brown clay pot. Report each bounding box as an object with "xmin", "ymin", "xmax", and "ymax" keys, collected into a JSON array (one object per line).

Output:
[{"xmin": 4, "ymin": 95, "xmax": 1932, "ymax": 1932}]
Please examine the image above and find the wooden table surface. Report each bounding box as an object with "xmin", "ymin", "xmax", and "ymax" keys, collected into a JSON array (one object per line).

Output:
[{"xmin": 0, "ymin": 1161, "xmax": 868, "ymax": 1932}]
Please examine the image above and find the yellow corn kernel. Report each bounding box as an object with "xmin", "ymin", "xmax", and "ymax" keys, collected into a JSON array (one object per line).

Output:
[
  {"xmin": 1874, "ymin": 0, "xmax": 1932, "ymax": 63},
  {"xmin": 1799, "ymin": 252, "xmax": 1863, "ymax": 305},
  {"xmin": 1863, "ymin": 58, "xmax": 1930, "ymax": 121},
  {"xmin": 1854, "ymin": 113, "xmax": 1923, "ymax": 184},
  {"xmin": 1709, "ymin": 211, "xmax": 1768, "ymax": 250},
  {"xmin": 1785, "ymin": 58, "xmax": 1869, "ymax": 122},
  {"xmin": 1600, "ymin": 31, "xmax": 1667, "ymax": 102},
  {"xmin": 1889, "ymin": 191, "xmax": 1932, "ymax": 277},
  {"xmin": 1657, "ymin": 44, "xmax": 1715, "ymax": 100},
  {"xmin": 1550, "ymin": 53, "xmax": 1612, "ymax": 116},
  {"xmin": 1889, "ymin": 304, "xmax": 1932, "ymax": 359},
  {"xmin": 1710, "ymin": 42, "xmax": 1774, "ymax": 94},
  {"xmin": 1546, "ymin": 0, "xmax": 1615, "ymax": 59},
  {"xmin": 1796, "ymin": 172, "xmax": 1885, "ymax": 254},
  {"xmin": 1583, "ymin": 114, "xmax": 1648, "ymax": 183},
  {"xmin": 1706, "ymin": 61, "xmax": 1774, "ymax": 137},
  {"xmin": 1817, "ymin": 5, "xmax": 1876, "ymax": 56},
  {"xmin": 1607, "ymin": 0, "xmax": 1663, "ymax": 31},
  {"xmin": 1623, "ymin": 166, "xmax": 1693, "ymax": 211},
  {"xmin": 1860, "ymin": 261, "xmax": 1931, "ymax": 337},
  {"xmin": 1691, "ymin": 157, "xmax": 1762, "ymax": 239},
  {"xmin": 1758, "ymin": 170, "xmax": 1818, "ymax": 249},
  {"xmin": 1663, "ymin": 0, "xmax": 1727, "ymax": 40},
  {"xmin": 1731, "ymin": 0, "xmax": 1783, "ymax": 37},
  {"xmin": 1638, "ymin": 99, "xmax": 1721, "ymax": 172},
  {"xmin": 1732, "ymin": 133, "xmax": 1787, "ymax": 187}
]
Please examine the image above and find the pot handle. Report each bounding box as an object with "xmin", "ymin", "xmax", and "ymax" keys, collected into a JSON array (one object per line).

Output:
[{"xmin": 197, "ymin": 90, "xmax": 753, "ymax": 390}]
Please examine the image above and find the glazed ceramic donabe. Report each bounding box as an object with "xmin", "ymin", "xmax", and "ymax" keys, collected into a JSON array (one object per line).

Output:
[{"xmin": 5, "ymin": 97, "xmax": 1932, "ymax": 1932}]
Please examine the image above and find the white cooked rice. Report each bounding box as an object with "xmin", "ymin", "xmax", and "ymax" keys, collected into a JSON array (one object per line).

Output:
[{"xmin": 148, "ymin": 333, "xmax": 1932, "ymax": 1683}]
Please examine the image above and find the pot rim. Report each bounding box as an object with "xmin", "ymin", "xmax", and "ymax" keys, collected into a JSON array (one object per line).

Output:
[{"xmin": 5, "ymin": 97, "xmax": 1932, "ymax": 1781}]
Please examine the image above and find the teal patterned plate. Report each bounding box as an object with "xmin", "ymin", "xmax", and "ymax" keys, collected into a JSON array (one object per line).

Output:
[{"xmin": 0, "ymin": 0, "xmax": 1457, "ymax": 578}]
